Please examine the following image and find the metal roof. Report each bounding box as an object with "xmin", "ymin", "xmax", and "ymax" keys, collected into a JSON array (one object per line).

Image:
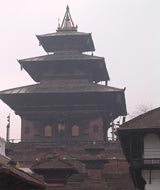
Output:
[
  {"xmin": 36, "ymin": 32, "xmax": 95, "ymax": 53},
  {"xmin": 18, "ymin": 53, "xmax": 109, "ymax": 83},
  {"xmin": 37, "ymin": 31, "xmax": 90, "ymax": 37},
  {"xmin": 19, "ymin": 52, "xmax": 104, "ymax": 63},
  {"xmin": 0, "ymin": 82, "xmax": 124, "ymax": 95}
]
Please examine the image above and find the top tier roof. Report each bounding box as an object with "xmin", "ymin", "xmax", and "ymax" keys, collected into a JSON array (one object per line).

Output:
[{"xmin": 37, "ymin": 6, "xmax": 95, "ymax": 53}]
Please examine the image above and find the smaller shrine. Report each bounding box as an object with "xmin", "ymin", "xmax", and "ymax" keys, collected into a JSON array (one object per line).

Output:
[{"xmin": 32, "ymin": 157, "xmax": 78, "ymax": 184}]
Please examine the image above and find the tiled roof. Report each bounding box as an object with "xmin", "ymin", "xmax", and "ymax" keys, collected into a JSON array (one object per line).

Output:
[
  {"xmin": 32, "ymin": 159, "xmax": 76, "ymax": 170},
  {"xmin": 120, "ymin": 107, "xmax": 160, "ymax": 129},
  {"xmin": 0, "ymin": 163, "xmax": 46, "ymax": 189},
  {"xmin": 0, "ymin": 153, "xmax": 45, "ymax": 189},
  {"xmin": 0, "ymin": 154, "xmax": 10, "ymax": 165}
]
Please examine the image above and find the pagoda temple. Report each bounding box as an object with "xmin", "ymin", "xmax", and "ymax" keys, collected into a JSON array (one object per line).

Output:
[
  {"xmin": 0, "ymin": 6, "xmax": 136, "ymax": 190},
  {"xmin": 0, "ymin": 6, "xmax": 126, "ymax": 144}
]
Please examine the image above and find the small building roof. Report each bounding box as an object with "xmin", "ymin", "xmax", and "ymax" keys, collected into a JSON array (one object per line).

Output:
[
  {"xmin": 120, "ymin": 107, "xmax": 160, "ymax": 130},
  {"xmin": 0, "ymin": 165, "xmax": 46, "ymax": 188},
  {"xmin": 0, "ymin": 154, "xmax": 10, "ymax": 165},
  {"xmin": 0, "ymin": 157, "xmax": 46, "ymax": 189},
  {"xmin": 32, "ymin": 159, "xmax": 76, "ymax": 170},
  {"xmin": 118, "ymin": 107, "xmax": 160, "ymax": 162}
]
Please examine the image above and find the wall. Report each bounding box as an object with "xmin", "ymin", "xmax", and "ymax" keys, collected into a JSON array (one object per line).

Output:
[
  {"xmin": 142, "ymin": 170, "xmax": 160, "ymax": 190},
  {"xmin": 143, "ymin": 133, "xmax": 160, "ymax": 158},
  {"xmin": 21, "ymin": 117, "xmax": 105, "ymax": 142},
  {"xmin": 0, "ymin": 137, "xmax": 6, "ymax": 156}
]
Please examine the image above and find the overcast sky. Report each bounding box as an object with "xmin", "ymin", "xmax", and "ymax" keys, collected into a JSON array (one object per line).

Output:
[{"xmin": 0, "ymin": 0, "xmax": 160, "ymax": 140}]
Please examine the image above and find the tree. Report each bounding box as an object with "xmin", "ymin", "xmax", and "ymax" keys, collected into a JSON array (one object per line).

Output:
[{"xmin": 130, "ymin": 104, "xmax": 153, "ymax": 119}]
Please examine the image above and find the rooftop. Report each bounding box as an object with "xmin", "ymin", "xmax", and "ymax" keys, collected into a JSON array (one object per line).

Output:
[
  {"xmin": 120, "ymin": 107, "xmax": 160, "ymax": 129},
  {"xmin": 32, "ymin": 159, "xmax": 76, "ymax": 170},
  {"xmin": 19, "ymin": 52, "xmax": 104, "ymax": 62},
  {"xmin": 0, "ymin": 82, "xmax": 124, "ymax": 94},
  {"xmin": 0, "ymin": 154, "xmax": 46, "ymax": 189},
  {"xmin": 37, "ymin": 6, "xmax": 95, "ymax": 52}
]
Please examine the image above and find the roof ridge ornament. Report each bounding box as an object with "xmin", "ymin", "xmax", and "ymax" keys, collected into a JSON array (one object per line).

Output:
[{"xmin": 57, "ymin": 5, "xmax": 78, "ymax": 32}]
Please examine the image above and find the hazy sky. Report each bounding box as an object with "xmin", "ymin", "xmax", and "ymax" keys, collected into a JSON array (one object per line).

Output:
[{"xmin": 0, "ymin": 0, "xmax": 160, "ymax": 140}]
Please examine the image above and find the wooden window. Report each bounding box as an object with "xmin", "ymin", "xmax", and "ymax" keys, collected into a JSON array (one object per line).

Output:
[
  {"xmin": 72, "ymin": 125, "xmax": 79, "ymax": 137},
  {"xmin": 58, "ymin": 124, "xmax": 66, "ymax": 132},
  {"xmin": 44, "ymin": 125, "xmax": 52, "ymax": 137}
]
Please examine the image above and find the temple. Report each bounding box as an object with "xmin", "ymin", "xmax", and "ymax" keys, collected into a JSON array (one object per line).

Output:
[
  {"xmin": 0, "ymin": 6, "xmax": 135, "ymax": 190},
  {"xmin": 0, "ymin": 6, "xmax": 126, "ymax": 144}
]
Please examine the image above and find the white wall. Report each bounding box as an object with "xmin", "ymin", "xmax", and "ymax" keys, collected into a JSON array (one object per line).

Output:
[
  {"xmin": 143, "ymin": 133, "xmax": 160, "ymax": 190},
  {"xmin": 143, "ymin": 133, "xmax": 160, "ymax": 158},
  {"xmin": 0, "ymin": 137, "xmax": 6, "ymax": 156},
  {"xmin": 142, "ymin": 170, "xmax": 160, "ymax": 190}
]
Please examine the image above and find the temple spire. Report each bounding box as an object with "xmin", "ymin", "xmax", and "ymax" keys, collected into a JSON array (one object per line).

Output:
[{"xmin": 57, "ymin": 5, "xmax": 77, "ymax": 31}]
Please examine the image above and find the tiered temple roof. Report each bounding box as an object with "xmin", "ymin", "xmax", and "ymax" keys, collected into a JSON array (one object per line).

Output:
[{"xmin": 0, "ymin": 6, "xmax": 126, "ymax": 121}]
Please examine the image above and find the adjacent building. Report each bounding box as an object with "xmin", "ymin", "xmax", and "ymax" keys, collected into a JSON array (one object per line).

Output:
[
  {"xmin": 0, "ymin": 152, "xmax": 46, "ymax": 190},
  {"xmin": 118, "ymin": 107, "xmax": 160, "ymax": 190}
]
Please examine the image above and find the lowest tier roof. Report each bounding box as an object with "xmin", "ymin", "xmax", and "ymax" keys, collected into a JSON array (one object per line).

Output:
[{"xmin": 0, "ymin": 82, "xmax": 127, "ymax": 117}]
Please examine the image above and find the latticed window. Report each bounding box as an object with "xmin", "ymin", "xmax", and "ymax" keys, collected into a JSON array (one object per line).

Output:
[
  {"xmin": 72, "ymin": 125, "xmax": 79, "ymax": 137},
  {"xmin": 44, "ymin": 125, "xmax": 52, "ymax": 137}
]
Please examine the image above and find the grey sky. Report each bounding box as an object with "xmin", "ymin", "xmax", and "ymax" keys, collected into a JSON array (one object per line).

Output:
[{"xmin": 0, "ymin": 0, "xmax": 160, "ymax": 139}]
